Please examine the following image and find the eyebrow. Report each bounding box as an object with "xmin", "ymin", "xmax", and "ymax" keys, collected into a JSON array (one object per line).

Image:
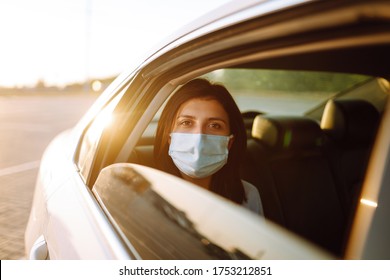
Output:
[
  {"xmin": 208, "ymin": 117, "xmax": 228, "ymax": 124},
  {"xmin": 176, "ymin": 114, "xmax": 196, "ymax": 119},
  {"xmin": 176, "ymin": 115, "xmax": 228, "ymax": 123}
]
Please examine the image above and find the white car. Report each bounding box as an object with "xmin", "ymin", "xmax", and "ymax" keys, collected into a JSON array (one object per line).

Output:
[{"xmin": 25, "ymin": 0, "xmax": 390, "ymax": 259}]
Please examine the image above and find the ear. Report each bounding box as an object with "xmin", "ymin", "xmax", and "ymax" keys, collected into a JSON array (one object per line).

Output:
[{"xmin": 228, "ymin": 135, "xmax": 234, "ymax": 150}]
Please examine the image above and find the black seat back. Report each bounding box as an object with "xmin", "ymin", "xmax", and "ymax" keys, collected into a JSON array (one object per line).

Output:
[
  {"xmin": 243, "ymin": 115, "xmax": 346, "ymax": 255},
  {"xmin": 321, "ymin": 99, "xmax": 380, "ymax": 218}
]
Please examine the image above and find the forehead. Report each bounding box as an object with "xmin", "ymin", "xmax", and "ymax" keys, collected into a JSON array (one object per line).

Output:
[{"xmin": 177, "ymin": 98, "xmax": 228, "ymax": 118}]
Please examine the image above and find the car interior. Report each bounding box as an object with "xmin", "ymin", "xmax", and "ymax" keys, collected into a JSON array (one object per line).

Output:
[
  {"xmin": 125, "ymin": 68, "xmax": 388, "ymax": 257},
  {"xmin": 242, "ymin": 99, "xmax": 380, "ymax": 256}
]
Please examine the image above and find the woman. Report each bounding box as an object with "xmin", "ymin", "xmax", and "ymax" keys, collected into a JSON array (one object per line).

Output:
[{"xmin": 154, "ymin": 78, "xmax": 263, "ymax": 215}]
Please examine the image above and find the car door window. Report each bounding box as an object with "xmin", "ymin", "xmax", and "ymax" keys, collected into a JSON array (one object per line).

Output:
[{"xmin": 92, "ymin": 163, "xmax": 329, "ymax": 260}]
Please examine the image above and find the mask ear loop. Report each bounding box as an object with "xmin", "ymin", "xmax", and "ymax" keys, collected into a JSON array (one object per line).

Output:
[{"xmin": 228, "ymin": 134, "xmax": 234, "ymax": 150}]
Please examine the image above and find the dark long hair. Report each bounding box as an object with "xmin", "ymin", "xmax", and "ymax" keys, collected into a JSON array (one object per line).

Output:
[{"xmin": 154, "ymin": 78, "xmax": 247, "ymax": 204}]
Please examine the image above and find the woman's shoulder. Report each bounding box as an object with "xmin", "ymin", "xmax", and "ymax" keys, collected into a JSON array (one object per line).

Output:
[{"xmin": 241, "ymin": 180, "xmax": 264, "ymax": 216}]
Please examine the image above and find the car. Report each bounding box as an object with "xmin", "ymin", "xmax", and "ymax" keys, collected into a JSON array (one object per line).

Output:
[{"xmin": 25, "ymin": 0, "xmax": 390, "ymax": 260}]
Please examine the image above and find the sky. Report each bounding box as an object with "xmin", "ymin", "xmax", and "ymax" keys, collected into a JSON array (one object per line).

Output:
[{"xmin": 0, "ymin": 0, "xmax": 231, "ymax": 88}]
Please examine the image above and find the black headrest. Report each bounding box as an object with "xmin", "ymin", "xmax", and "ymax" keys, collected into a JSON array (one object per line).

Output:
[
  {"xmin": 251, "ymin": 115, "xmax": 325, "ymax": 150},
  {"xmin": 320, "ymin": 99, "xmax": 379, "ymax": 146}
]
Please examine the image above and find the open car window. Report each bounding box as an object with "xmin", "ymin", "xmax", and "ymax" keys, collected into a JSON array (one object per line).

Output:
[{"xmin": 119, "ymin": 67, "xmax": 388, "ymax": 257}]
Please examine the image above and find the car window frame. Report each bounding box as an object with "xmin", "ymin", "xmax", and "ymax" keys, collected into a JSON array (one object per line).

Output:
[
  {"xmin": 86, "ymin": 37, "xmax": 390, "ymax": 190},
  {"xmin": 82, "ymin": 74, "xmax": 175, "ymax": 187},
  {"xmin": 74, "ymin": 74, "xmax": 136, "ymax": 185}
]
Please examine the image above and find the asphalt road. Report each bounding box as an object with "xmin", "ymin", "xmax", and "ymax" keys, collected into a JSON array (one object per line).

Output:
[{"xmin": 0, "ymin": 93, "xmax": 98, "ymax": 259}]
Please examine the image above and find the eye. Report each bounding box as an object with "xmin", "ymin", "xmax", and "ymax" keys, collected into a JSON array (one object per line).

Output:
[
  {"xmin": 178, "ymin": 120, "xmax": 192, "ymax": 127},
  {"xmin": 209, "ymin": 122, "xmax": 222, "ymax": 129}
]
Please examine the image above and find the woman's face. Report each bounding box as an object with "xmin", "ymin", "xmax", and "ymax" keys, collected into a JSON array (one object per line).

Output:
[{"xmin": 172, "ymin": 98, "xmax": 231, "ymax": 136}]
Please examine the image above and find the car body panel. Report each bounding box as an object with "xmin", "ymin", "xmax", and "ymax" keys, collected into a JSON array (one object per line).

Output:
[{"xmin": 25, "ymin": 131, "xmax": 131, "ymax": 259}]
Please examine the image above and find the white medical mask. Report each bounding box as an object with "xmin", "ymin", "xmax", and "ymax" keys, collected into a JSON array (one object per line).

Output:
[{"xmin": 168, "ymin": 133, "xmax": 232, "ymax": 179}]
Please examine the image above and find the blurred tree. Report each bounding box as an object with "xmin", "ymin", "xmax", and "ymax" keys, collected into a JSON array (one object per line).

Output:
[
  {"xmin": 205, "ymin": 69, "xmax": 369, "ymax": 93},
  {"xmin": 35, "ymin": 79, "xmax": 47, "ymax": 89}
]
